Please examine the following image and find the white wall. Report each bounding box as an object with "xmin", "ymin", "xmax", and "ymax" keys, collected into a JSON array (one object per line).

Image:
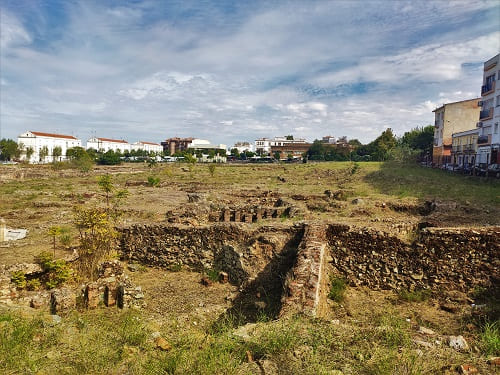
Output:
[{"xmin": 17, "ymin": 132, "xmax": 82, "ymax": 163}]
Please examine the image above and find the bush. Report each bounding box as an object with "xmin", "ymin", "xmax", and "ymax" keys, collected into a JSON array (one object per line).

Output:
[
  {"xmin": 328, "ymin": 276, "xmax": 347, "ymax": 302},
  {"xmin": 10, "ymin": 271, "xmax": 26, "ymax": 289},
  {"xmin": 34, "ymin": 251, "xmax": 72, "ymax": 289},
  {"xmin": 147, "ymin": 176, "xmax": 160, "ymax": 187},
  {"xmin": 26, "ymin": 279, "xmax": 41, "ymax": 291}
]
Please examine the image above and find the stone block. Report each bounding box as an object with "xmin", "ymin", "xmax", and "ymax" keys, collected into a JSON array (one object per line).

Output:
[
  {"xmin": 50, "ymin": 288, "xmax": 76, "ymax": 314},
  {"xmin": 85, "ymin": 282, "xmax": 100, "ymax": 309},
  {"xmin": 234, "ymin": 210, "xmax": 241, "ymax": 222}
]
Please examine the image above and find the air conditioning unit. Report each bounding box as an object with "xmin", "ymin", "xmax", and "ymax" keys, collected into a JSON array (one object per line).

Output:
[
  {"xmin": 478, "ymin": 100, "xmax": 483, "ymax": 106},
  {"xmin": 477, "ymin": 122, "xmax": 483, "ymax": 127}
]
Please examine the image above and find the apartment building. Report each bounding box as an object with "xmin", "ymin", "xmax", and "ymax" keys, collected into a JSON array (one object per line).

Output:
[
  {"xmin": 161, "ymin": 137, "xmax": 194, "ymax": 155},
  {"xmin": 255, "ymin": 138, "xmax": 271, "ymax": 154},
  {"xmin": 451, "ymin": 128, "xmax": 479, "ymax": 168},
  {"xmin": 131, "ymin": 141, "xmax": 163, "ymax": 154},
  {"xmin": 231, "ymin": 141, "xmax": 255, "ymax": 154},
  {"xmin": 432, "ymin": 98, "xmax": 480, "ymax": 166},
  {"xmin": 476, "ymin": 53, "xmax": 500, "ymax": 165},
  {"xmin": 17, "ymin": 131, "xmax": 82, "ymax": 163},
  {"xmin": 86, "ymin": 137, "xmax": 131, "ymax": 153}
]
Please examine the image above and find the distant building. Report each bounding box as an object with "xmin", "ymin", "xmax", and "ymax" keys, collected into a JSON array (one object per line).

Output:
[
  {"xmin": 161, "ymin": 137, "xmax": 194, "ymax": 155},
  {"xmin": 476, "ymin": 53, "xmax": 500, "ymax": 166},
  {"xmin": 270, "ymin": 142, "xmax": 311, "ymax": 160},
  {"xmin": 322, "ymin": 136, "xmax": 337, "ymax": 144},
  {"xmin": 255, "ymin": 138, "xmax": 271, "ymax": 154},
  {"xmin": 131, "ymin": 141, "xmax": 163, "ymax": 154},
  {"xmin": 17, "ymin": 131, "xmax": 81, "ymax": 163},
  {"xmin": 86, "ymin": 137, "xmax": 131, "ymax": 153},
  {"xmin": 432, "ymin": 98, "xmax": 480, "ymax": 167},
  {"xmin": 231, "ymin": 141, "xmax": 255, "ymax": 154},
  {"xmin": 451, "ymin": 129, "xmax": 479, "ymax": 169}
]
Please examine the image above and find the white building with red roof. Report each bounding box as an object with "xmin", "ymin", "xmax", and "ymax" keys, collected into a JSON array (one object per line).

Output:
[
  {"xmin": 17, "ymin": 131, "xmax": 82, "ymax": 163},
  {"xmin": 86, "ymin": 137, "xmax": 131, "ymax": 153},
  {"xmin": 131, "ymin": 141, "xmax": 163, "ymax": 154}
]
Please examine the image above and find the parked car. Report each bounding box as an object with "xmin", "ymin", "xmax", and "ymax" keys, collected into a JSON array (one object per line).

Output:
[
  {"xmin": 476, "ymin": 163, "xmax": 488, "ymax": 176},
  {"xmin": 487, "ymin": 163, "xmax": 500, "ymax": 178}
]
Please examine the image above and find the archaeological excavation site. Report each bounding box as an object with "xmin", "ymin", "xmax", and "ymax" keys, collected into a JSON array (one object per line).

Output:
[{"xmin": 0, "ymin": 162, "xmax": 499, "ymax": 374}]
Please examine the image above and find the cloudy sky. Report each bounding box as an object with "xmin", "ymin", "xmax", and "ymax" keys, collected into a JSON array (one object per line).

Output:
[{"xmin": 1, "ymin": 0, "xmax": 499, "ymax": 145}]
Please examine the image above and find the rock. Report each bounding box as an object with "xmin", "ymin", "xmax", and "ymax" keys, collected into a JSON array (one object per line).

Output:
[
  {"xmin": 30, "ymin": 296, "xmax": 45, "ymax": 309},
  {"xmin": 218, "ymin": 271, "xmax": 229, "ymax": 283},
  {"xmin": 155, "ymin": 337, "xmax": 172, "ymax": 351},
  {"xmin": 151, "ymin": 331, "xmax": 161, "ymax": 339},
  {"xmin": 418, "ymin": 326, "xmax": 436, "ymax": 335},
  {"xmin": 51, "ymin": 315, "xmax": 62, "ymax": 324},
  {"xmin": 127, "ymin": 264, "xmax": 139, "ymax": 272},
  {"xmin": 331, "ymin": 319, "xmax": 340, "ymax": 325},
  {"xmin": 458, "ymin": 364, "xmax": 479, "ymax": 374},
  {"xmin": 50, "ymin": 288, "xmax": 76, "ymax": 314},
  {"xmin": 233, "ymin": 323, "xmax": 258, "ymax": 341},
  {"xmin": 201, "ymin": 276, "xmax": 213, "ymax": 286},
  {"xmin": 6, "ymin": 263, "xmax": 43, "ymax": 276},
  {"xmin": 448, "ymin": 335, "xmax": 469, "ymax": 352},
  {"xmin": 412, "ymin": 339, "xmax": 434, "ymax": 348},
  {"xmin": 351, "ymin": 198, "xmax": 363, "ymax": 205}
]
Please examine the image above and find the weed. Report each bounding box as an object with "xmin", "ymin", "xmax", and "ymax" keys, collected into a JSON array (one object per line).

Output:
[
  {"xmin": 376, "ymin": 313, "xmax": 411, "ymax": 348},
  {"xmin": 205, "ymin": 268, "xmax": 221, "ymax": 282},
  {"xmin": 328, "ymin": 276, "xmax": 347, "ymax": 302},
  {"xmin": 208, "ymin": 164, "xmax": 216, "ymax": 177},
  {"xmin": 351, "ymin": 162, "xmax": 360, "ymax": 175},
  {"xmin": 480, "ymin": 321, "xmax": 500, "ymax": 356},
  {"xmin": 168, "ymin": 263, "xmax": 182, "ymax": 272},
  {"xmin": 26, "ymin": 278, "xmax": 41, "ymax": 291},
  {"xmin": 398, "ymin": 288, "xmax": 431, "ymax": 302}
]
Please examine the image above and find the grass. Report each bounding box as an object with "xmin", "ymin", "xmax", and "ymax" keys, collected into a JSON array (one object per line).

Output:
[
  {"xmin": 480, "ymin": 321, "xmax": 500, "ymax": 356},
  {"xmin": 398, "ymin": 288, "xmax": 431, "ymax": 302},
  {"xmin": 328, "ymin": 276, "xmax": 347, "ymax": 302}
]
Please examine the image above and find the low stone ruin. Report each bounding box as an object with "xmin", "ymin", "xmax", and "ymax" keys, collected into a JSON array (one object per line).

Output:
[{"xmin": 0, "ymin": 260, "xmax": 144, "ymax": 314}]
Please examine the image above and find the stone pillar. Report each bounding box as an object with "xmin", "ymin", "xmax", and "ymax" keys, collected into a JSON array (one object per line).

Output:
[
  {"xmin": 234, "ymin": 210, "xmax": 241, "ymax": 222},
  {"xmin": 223, "ymin": 209, "xmax": 231, "ymax": 222},
  {"xmin": 104, "ymin": 282, "xmax": 118, "ymax": 307},
  {"xmin": 0, "ymin": 218, "xmax": 5, "ymax": 242},
  {"xmin": 244, "ymin": 213, "xmax": 253, "ymax": 223},
  {"xmin": 85, "ymin": 282, "xmax": 100, "ymax": 309},
  {"xmin": 50, "ymin": 288, "xmax": 76, "ymax": 314},
  {"xmin": 255, "ymin": 207, "xmax": 263, "ymax": 221}
]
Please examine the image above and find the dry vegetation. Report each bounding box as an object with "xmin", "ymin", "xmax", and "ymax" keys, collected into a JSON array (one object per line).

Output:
[{"xmin": 0, "ymin": 161, "xmax": 499, "ymax": 374}]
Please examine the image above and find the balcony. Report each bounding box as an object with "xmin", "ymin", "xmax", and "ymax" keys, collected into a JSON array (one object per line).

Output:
[
  {"xmin": 479, "ymin": 107, "xmax": 493, "ymax": 120},
  {"xmin": 464, "ymin": 144, "xmax": 476, "ymax": 152},
  {"xmin": 452, "ymin": 145, "xmax": 461, "ymax": 153},
  {"xmin": 481, "ymin": 80, "xmax": 495, "ymax": 96}
]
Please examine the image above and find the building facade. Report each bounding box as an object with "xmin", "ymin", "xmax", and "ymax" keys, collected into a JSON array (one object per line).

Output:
[
  {"xmin": 161, "ymin": 137, "xmax": 194, "ymax": 155},
  {"xmin": 231, "ymin": 141, "xmax": 255, "ymax": 154},
  {"xmin": 270, "ymin": 142, "xmax": 311, "ymax": 160},
  {"xmin": 451, "ymin": 129, "xmax": 479, "ymax": 168},
  {"xmin": 255, "ymin": 138, "xmax": 271, "ymax": 154},
  {"xmin": 432, "ymin": 98, "xmax": 480, "ymax": 167},
  {"xmin": 131, "ymin": 141, "xmax": 163, "ymax": 154},
  {"xmin": 476, "ymin": 53, "xmax": 500, "ymax": 166},
  {"xmin": 86, "ymin": 137, "xmax": 131, "ymax": 153},
  {"xmin": 17, "ymin": 131, "xmax": 82, "ymax": 163}
]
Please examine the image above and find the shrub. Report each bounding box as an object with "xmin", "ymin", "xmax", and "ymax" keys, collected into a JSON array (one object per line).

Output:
[
  {"xmin": 10, "ymin": 271, "xmax": 26, "ymax": 289},
  {"xmin": 205, "ymin": 268, "xmax": 220, "ymax": 282},
  {"xmin": 34, "ymin": 251, "xmax": 72, "ymax": 289},
  {"xmin": 328, "ymin": 276, "xmax": 347, "ymax": 302},
  {"xmin": 208, "ymin": 164, "xmax": 216, "ymax": 177},
  {"xmin": 147, "ymin": 176, "xmax": 160, "ymax": 187},
  {"xmin": 26, "ymin": 279, "xmax": 41, "ymax": 291}
]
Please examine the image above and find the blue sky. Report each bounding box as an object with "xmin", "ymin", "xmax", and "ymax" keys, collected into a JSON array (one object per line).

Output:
[{"xmin": 1, "ymin": 0, "xmax": 499, "ymax": 145}]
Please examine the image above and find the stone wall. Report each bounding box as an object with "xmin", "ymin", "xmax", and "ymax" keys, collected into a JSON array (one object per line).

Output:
[
  {"xmin": 119, "ymin": 223, "xmax": 303, "ymax": 285},
  {"xmin": 327, "ymin": 224, "xmax": 499, "ymax": 292},
  {"xmin": 280, "ymin": 223, "xmax": 331, "ymax": 318}
]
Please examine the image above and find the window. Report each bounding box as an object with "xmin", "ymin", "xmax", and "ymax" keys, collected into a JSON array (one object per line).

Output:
[
  {"xmin": 486, "ymin": 74, "xmax": 495, "ymax": 85},
  {"xmin": 497, "ymin": 95, "xmax": 500, "ymax": 107},
  {"xmin": 495, "ymin": 123, "xmax": 499, "ymax": 135}
]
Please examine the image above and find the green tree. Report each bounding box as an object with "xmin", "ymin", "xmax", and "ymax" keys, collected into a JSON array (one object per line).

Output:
[
  {"xmin": 39, "ymin": 146, "xmax": 49, "ymax": 162},
  {"xmin": 0, "ymin": 139, "xmax": 20, "ymax": 161},
  {"xmin": 52, "ymin": 146, "xmax": 62, "ymax": 162},
  {"xmin": 97, "ymin": 150, "xmax": 121, "ymax": 165},
  {"xmin": 274, "ymin": 151, "xmax": 281, "ymax": 160},
  {"xmin": 400, "ymin": 125, "xmax": 434, "ymax": 154},
  {"xmin": 208, "ymin": 164, "xmax": 216, "ymax": 177},
  {"xmin": 25, "ymin": 146, "xmax": 34, "ymax": 162},
  {"xmin": 285, "ymin": 135, "xmax": 294, "ymax": 140},
  {"xmin": 97, "ymin": 174, "xmax": 114, "ymax": 208},
  {"xmin": 67, "ymin": 147, "xmax": 94, "ymax": 172}
]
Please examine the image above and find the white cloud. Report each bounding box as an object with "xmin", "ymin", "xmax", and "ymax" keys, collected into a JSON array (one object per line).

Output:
[{"xmin": 0, "ymin": 10, "xmax": 31, "ymax": 49}]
